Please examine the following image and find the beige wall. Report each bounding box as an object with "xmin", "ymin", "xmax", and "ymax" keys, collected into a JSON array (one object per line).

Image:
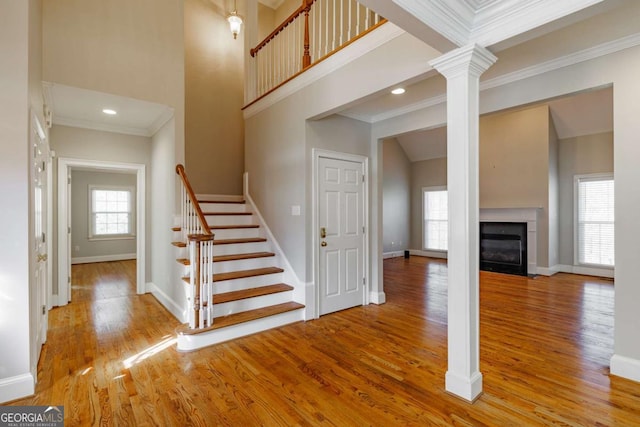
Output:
[
  {"xmin": 184, "ymin": 0, "xmax": 245, "ymax": 195},
  {"xmin": 410, "ymin": 157, "xmax": 447, "ymax": 250},
  {"xmin": 382, "ymin": 139, "xmax": 411, "ymax": 253},
  {"xmin": 558, "ymin": 132, "xmax": 613, "ymax": 265},
  {"xmin": 480, "ymin": 105, "xmax": 552, "ymax": 267},
  {"xmin": 275, "ymin": 0, "xmax": 301, "ymax": 23},
  {"xmin": 258, "ymin": 3, "xmax": 276, "ymax": 41},
  {"xmin": 42, "ymin": 0, "xmax": 184, "ymax": 162},
  {"xmin": 548, "ymin": 112, "xmax": 560, "ymax": 268}
]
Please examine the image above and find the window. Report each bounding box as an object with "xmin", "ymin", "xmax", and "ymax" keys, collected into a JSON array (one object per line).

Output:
[
  {"xmin": 575, "ymin": 174, "xmax": 614, "ymax": 267},
  {"xmin": 90, "ymin": 186, "xmax": 134, "ymax": 238},
  {"xmin": 423, "ymin": 187, "xmax": 448, "ymax": 251}
]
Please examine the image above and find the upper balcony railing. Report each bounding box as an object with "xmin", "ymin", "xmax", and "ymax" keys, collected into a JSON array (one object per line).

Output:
[{"xmin": 248, "ymin": 0, "xmax": 385, "ymax": 102}]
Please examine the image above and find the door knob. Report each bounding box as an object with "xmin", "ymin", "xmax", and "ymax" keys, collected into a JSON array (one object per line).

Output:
[
  {"xmin": 320, "ymin": 227, "xmax": 327, "ymax": 238},
  {"xmin": 321, "ymin": 241, "xmax": 327, "ymax": 247}
]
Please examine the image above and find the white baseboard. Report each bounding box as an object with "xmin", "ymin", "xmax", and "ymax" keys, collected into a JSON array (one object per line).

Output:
[
  {"xmin": 535, "ymin": 264, "xmax": 561, "ymax": 276},
  {"xmin": 383, "ymin": 251, "xmax": 404, "ymax": 259},
  {"xmin": 555, "ymin": 264, "xmax": 614, "ymax": 279},
  {"xmin": 611, "ymin": 354, "xmax": 640, "ymax": 383},
  {"xmin": 409, "ymin": 249, "xmax": 448, "ymax": 259},
  {"xmin": 147, "ymin": 282, "xmax": 187, "ymax": 323},
  {"xmin": 72, "ymin": 253, "xmax": 136, "ymax": 264},
  {"xmin": 445, "ymin": 371, "xmax": 483, "ymax": 402},
  {"xmin": 0, "ymin": 373, "xmax": 34, "ymax": 404},
  {"xmin": 369, "ymin": 291, "xmax": 386, "ymax": 304},
  {"xmin": 304, "ymin": 282, "xmax": 316, "ymax": 320}
]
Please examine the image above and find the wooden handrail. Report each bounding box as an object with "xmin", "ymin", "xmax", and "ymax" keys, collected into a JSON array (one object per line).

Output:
[
  {"xmin": 176, "ymin": 164, "xmax": 212, "ymax": 235},
  {"xmin": 250, "ymin": 0, "xmax": 316, "ymax": 57}
]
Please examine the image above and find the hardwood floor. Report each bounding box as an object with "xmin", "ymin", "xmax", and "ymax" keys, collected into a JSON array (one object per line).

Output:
[{"xmin": 10, "ymin": 257, "xmax": 640, "ymax": 425}]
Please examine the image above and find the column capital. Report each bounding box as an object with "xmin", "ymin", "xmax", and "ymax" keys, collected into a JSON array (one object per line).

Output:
[{"xmin": 429, "ymin": 43, "xmax": 497, "ymax": 79}]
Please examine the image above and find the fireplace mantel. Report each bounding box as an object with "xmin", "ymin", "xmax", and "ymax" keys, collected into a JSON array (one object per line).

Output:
[{"xmin": 480, "ymin": 208, "xmax": 541, "ymax": 276}]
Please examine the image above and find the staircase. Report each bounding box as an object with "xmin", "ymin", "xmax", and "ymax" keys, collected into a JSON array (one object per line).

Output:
[{"xmin": 173, "ymin": 197, "xmax": 305, "ymax": 351}]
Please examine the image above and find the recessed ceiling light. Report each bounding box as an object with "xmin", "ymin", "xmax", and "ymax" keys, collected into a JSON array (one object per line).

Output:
[
  {"xmin": 102, "ymin": 109, "xmax": 117, "ymax": 115},
  {"xmin": 391, "ymin": 88, "xmax": 406, "ymax": 95}
]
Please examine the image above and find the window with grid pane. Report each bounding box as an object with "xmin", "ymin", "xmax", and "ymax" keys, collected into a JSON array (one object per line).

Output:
[
  {"xmin": 576, "ymin": 175, "xmax": 614, "ymax": 267},
  {"xmin": 423, "ymin": 187, "xmax": 448, "ymax": 251},
  {"xmin": 90, "ymin": 186, "xmax": 133, "ymax": 237}
]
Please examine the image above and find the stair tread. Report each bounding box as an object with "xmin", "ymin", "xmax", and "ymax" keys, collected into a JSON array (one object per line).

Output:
[
  {"xmin": 182, "ymin": 266, "xmax": 284, "ymax": 283},
  {"xmin": 205, "ymin": 212, "xmax": 253, "ymax": 216},
  {"xmin": 198, "ymin": 200, "xmax": 246, "ymax": 204},
  {"xmin": 210, "ymin": 224, "xmax": 259, "ymax": 230},
  {"xmin": 215, "ymin": 237, "xmax": 267, "ymax": 245},
  {"xmin": 215, "ymin": 283, "xmax": 293, "ymax": 304},
  {"xmin": 177, "ymin": 302, "xmax": 305, "ymax": 335},
  {"xmin": 171, "ymin": 226, "xmax": 181, "ymax": 232},
  {"xmin": 172, "ymin": 241, "xmax": 186, "ymax": 248},
  {"xmin": 176, "ymin": 251, "xmax": 275, "ymax": 266}
]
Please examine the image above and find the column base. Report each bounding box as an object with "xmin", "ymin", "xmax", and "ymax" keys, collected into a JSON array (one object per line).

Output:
[{"xmin": 445, "ymin": 370, "xmax": 483, "ymax": 403}]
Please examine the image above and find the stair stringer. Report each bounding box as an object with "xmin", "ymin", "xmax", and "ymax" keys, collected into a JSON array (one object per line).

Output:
[{"xmin": 243, "ymin": 174, "xmax": 311, "ymax": 320}]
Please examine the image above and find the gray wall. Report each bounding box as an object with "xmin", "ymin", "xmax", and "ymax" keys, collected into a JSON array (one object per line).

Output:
[
  {"xmin": 71, "ymin": 170, "xmax": 137, "ymax": 261},
  {"xmin": 558, "ymin": 132, "xmax": 613, "ymax": 265},
  {"xmin": 410, "ymin": 157, "xmax": 447, "ymax": 250},
  {"xmin": 548, "ymin": 112, "xmax": 560, "ymax": 268},
  {"xmin": 382, "ymin": 138, "xmax": 410, "ymax": 253}
]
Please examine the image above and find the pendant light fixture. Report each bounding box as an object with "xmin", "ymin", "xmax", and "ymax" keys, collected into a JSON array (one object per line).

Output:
[{"xmin": 227, "ymin": 0, "xmax": 243, "ymax": 40}]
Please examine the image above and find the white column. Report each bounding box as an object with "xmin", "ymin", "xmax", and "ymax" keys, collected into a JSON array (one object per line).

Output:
[{"xmin": 429, "ymin": 44, "xmax": 497, "ymax": 402}]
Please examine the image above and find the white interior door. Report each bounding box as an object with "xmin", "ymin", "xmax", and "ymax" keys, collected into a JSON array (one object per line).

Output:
[
  {"xmin": 318, "ymin": 156, "xmax": 365, "ymax": 315},
  {"xmin": 31, "ymin": 114, "xmax": 49, "ymax": 357}
]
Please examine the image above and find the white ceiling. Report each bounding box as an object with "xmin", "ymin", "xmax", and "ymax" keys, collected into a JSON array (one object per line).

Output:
[
  {"xmin": 44, "ymin": 83, "xmax": 174, "ymax": 137},
  {"xmin": 392, "ymin": 87, "xmax": 613, "ymax": 162}
]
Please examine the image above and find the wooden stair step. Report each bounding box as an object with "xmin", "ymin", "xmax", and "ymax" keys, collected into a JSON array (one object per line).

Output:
[
  {"xmin": 182, "ymin": 266, "xmax": 284, "ymax": 284},
  {"xmin": 177, "ymin": 302, "xmax": 305, "ymax": 334},
  {"xmin": 215, "ymin": 237, "xmax": 266, "ymax": 245},
  {"xmin": 205, "ymin": 212, "xmax": 253, "ymax": 216},
  {"xmin": 171, "ymin": 226, "xmax": 180, "ymax": 232},
  {"xmin": 215, "ymin": 283, "xmax": 293, "ymax": 304},
  {"xmin": 210, "ymin": 224, "xmax": 259, "ymax": 230},
  {"xmin": 172, "ymin": 241, "xmax": 186, "ymax": 248},
  {"xmin": 198, "ymin": 200, "xmax": 245, "ymax": 204},
  {"xmin": 176, "ymin": 251, "xmax": 275, "ymax": 266}
]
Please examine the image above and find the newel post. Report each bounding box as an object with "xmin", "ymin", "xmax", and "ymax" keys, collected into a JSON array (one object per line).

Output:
[{"xmin": 302, "ymin": 0, "xmax": 313, "ymax": 68}]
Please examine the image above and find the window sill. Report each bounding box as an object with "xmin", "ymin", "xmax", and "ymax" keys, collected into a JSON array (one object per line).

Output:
[{"xmin": 88, "ymin": 235, "xmax": 136, "ymax": 242}]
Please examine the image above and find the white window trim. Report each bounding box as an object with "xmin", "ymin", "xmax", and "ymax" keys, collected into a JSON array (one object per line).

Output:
[
  {"xmin": 422, "ymin": 185, "xmax": 448, "ymax": 253},
  {"xmin": 88, "ymin": 184, "xmax": 136, "ymax": 240},
  {"xmin": 573, "ymin": 173, "xmax": 614, "ymax": 269}
]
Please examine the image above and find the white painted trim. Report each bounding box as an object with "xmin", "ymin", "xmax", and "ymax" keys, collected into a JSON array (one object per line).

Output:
[
  {"xmin": 410, "ymin": 249, "xmax": 448, "ymax": 259},
  {"xmin": 0, "ymin": 373, "xmax": 34, "ymax": 404},
  {"xmin": 610, "ymin": 354, "xmax": 640, "ymax": 383},
  {"xmin": 148, "ymin": 108, "xmax": 175, "ymax": 136},
  {"xmin": 369, "ymin": 291, "xmax": 386, "ymax": 305},
  {"xmin": 445, "ymin": 371, "xmax": 483, "ymax": 403},
  {"xmin": 147, "ymin": 282, "xmax": 187, "ymax": 323},
  {"xmin": 71, "ymin": 253, "xmax": 137, "ymax": 264},
  {"xmin": 367, "ymin": 32, "xmax": 640, "ymax": 124},
  {"xmin": 195, "ymin": 193, "xmax": 244, "ymax": 202},
  {"xmin": 535, "ymin": 265, "xmax": 561, "ymax": 276},
  {"xmin": 555, "ymin": 264, "xmax": 614, "ymax": 279},
  {"xmin": 312, "ymin": 149, "xmax": 370, "ymax": 318},
  {"xmin": 244, "ymin": 22, "xmax": 405, "ymax": 119},
  {"xmin": 383, "ymin": 251, "xmax": 404, "ymax": 259},
  {"xmin": 57, "ymin": 158, "xmax": 146, "ymax": 306}
]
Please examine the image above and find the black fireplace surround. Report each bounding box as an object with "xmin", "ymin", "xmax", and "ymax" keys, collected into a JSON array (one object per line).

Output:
[{"xmin": 480, "ymin": 222, "xmax": 527, "ymax": 276}]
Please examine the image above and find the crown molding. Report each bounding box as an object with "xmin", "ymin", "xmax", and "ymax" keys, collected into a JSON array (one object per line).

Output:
[
  {"xmin": 148, "ymin": 107, "xmax": 175, "ymax": 136},
  {"xmin": 54, "ymin": 116, "xmax": 153, "ymax": 137},
  {"xmin": 471, "ymin": 0, "xmax": 605, "ymax": 46},
  {"xmin": 393, "ymin": 0, "xmax": 473, "ymax": 46},
  {"xmin": 258, "ymin": 0, "xmax": 285, "ymax": 10},
  {"xmin": 364, "ymin": 31, "xmax": 640, "ymax": 123}
]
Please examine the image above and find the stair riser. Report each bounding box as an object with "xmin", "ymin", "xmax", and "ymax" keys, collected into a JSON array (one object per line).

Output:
[
  {"xmin": 213, "ymin": 242, "xmax": 269, "ymax": 256},
  {"xmin": 213, "ymin": 257, "xmax": 275, "ymax": 274},
  {"xmin": 177, "ymin": 308, "xmax": 305, "ymax": 351},
  {"xmin": 207, "ymin": 215, "xmax": 253, "ymax": 226},
  {"xmin": 210, "ymin": 228, "xmax": 260, "ymax": 240},
  {"xmin": 214, "ymin": 273, "xmax": 283, "ymax": 294},
  {"xmin": 212, "ymin": 291, "xmax": 294, "ymax": 317},
  {"xmin": 200, "ymin": 203, "xmax": 248, "ymax": 213}
]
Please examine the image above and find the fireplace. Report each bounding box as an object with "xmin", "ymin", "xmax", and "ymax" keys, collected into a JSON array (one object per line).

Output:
[{"xmin": 480, "ymin": 222, "xmax": 527, "ymax": 276}]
